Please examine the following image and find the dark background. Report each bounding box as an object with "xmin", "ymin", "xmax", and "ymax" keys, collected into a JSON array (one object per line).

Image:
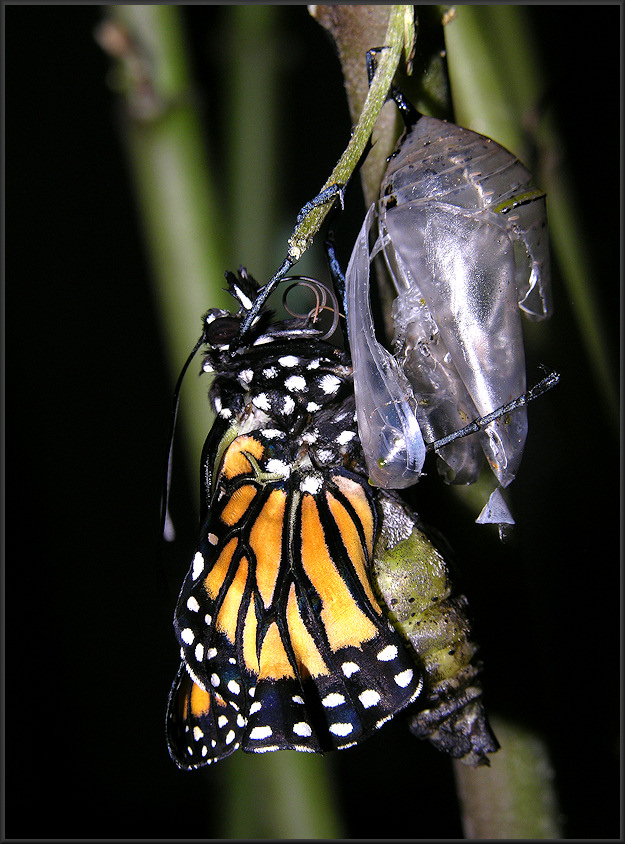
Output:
[{"xmin": 6, "ymin": 5, "xmax": 620, "ymax": 839}]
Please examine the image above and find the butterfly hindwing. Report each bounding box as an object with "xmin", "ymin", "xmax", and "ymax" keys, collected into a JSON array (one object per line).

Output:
[
  {"xmin": 166, "ymin": 430, "xmax": 423, "ymax": 768},
  {"xmin": 283, "ymin": 471, "xmax": 423, "ymax": 749},
  {"xmin": 166, "ymin": 664, "xmax": 245, "ymax": 769}
]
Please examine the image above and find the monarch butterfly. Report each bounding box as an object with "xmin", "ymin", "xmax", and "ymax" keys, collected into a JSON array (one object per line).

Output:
[
  {"xmin": 347, "ymin": 95, "xmax": 553, "ymax": 492},
  {"xmin": 165, "ymin": 65, "xmax": 547, "ymax": 768},
  {"xmin": 166, "ymin": 268, "xmax": 498, "ymax": 769},
  {"xmin": 166, "ymin": 270, "xmax": 425, "ymax": 769}
]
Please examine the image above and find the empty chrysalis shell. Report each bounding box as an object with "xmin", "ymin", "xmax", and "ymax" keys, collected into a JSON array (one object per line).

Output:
[
  {"xmin": 346, "ymin": 204, "xmax": 426, "ymax": 488},
  {"xmin": 347, "ymin": 112, "xmax": 552, "ymax": 489}
]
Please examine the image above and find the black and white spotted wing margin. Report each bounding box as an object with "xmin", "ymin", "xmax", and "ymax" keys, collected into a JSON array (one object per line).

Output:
[{"xmin": 167, "ymin": 623, "xmax": 423, "ymax": 768}]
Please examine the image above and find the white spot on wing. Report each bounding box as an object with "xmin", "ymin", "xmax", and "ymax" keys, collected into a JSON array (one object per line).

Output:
[
  {"xmin": 266, "ymin": 458, "xmax": 290, "ymax": 478},
  {"xmin": 359, "ymin": 689, "xmax": 381, "ymax": 708},
  {"xmin": 336, "ymin": 430, "xmax": 356, "ymax": 445},
  {"xmin": 329, "ymin": 722, "xmax": 353, "ymax": 737},
  {"xmin": 394, "ymin": 668, "xmax": 414, "ymax": 688},
  {"xmin": 249, "ymin": 725, "xmax": 273, "ymax": 740},
  {"xmin": 342, "ymin": 661, "xmax": 359, "ymax": 677},
  {"xmin": 281, "ymin": 395, "xmax": 295, "ymax": 415},
  {"xmin": 377, "ymin": 644, "xmax": 398, "ymax": 662},
  {"xmin": 192, "ymin": 552, "xmax": 204, "ymax": 580},
  {"xmin": 263, "ymin": 429, "xmax": 285, "ymax": 439},
  {"xmin": 181, "ymin": 628, "xmax": 194, "ymax": 645},
  {"xmin": 251, "ymin": 744, "xmax": 279, "ymax": 753},
  {"xmin": 319, "ymin": 374, "xmax": 341, "ymax": 395},
  {"xmin": 293, "ymin": 721, "xmax": 312, "ymax": 737},
  {"xmin": 278, "ymin": 355, "xmax": 299, "ymax": 368},
  {"xmin": 300, "ymin": 474, "xmax": 323, "ymax": 495},
  {"xmin": 194, "ymin": 643, "xmax": 204, "ymax": 662},
  {"xmin": 322, "ymin": 693, "xmax": 345, "ymax": 708},
  {"xmin": 411, "ymin": 676, "xmax": 424, "ymax": 699},
  {"xmin": 253, "ymin": 393, "xmax": 271, "ymax": 411},
  {"xmin": 186, "ymin": 596, "xmax": 200, "ymax": 612},
  {"xmin": 285, "ymin": 374, "xmax": 306, "ymax": 393}
]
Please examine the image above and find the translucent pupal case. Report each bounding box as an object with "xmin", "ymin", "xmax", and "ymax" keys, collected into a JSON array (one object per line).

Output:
[
  {"xmin": 345, "ymin": 204, "xmax": 426, "ymax": 489},
  {"xmin": 364, "ymin": 113, "xmax": 552, "ymax": 487}
]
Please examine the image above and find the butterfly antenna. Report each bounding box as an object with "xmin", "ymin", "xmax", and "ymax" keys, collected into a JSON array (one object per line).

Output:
[
  {"xmin": 159, "ymin": 332, "xmax": 206, "ymax": 543},
  {"xmin": 425, "ymin": 371, "xmax": 560, "ymax": 453}
]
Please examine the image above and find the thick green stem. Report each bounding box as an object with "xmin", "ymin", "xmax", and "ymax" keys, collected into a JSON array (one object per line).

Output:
[
  {"xmin": 440, "ymin": 8, "xmax": 565, "ymax": 837},
  {"xmin": 97, "ymin": 6, "xmax": 342, "ymax": 838},
  {"xmin": 225, "ymin": 5, "xmax": 280, "ymax": 282},
  {"xmin": 444, "ymin": 4, "xmax": 618, "ymax": 429},
  {"xmin": 453, "ymin": 715, "xmax": 562, "ymax": 838},
  {"xmin": 98, "ymin": 4, "xmax": 229, "ymax": 467},
  {"xmin": 310, "ymin": 6, "xmax": 565, "ymax": 839}
]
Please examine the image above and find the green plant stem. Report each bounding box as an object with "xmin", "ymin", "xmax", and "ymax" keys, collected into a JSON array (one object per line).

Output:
[
  {"xmin": 99, "ymin": 4, "xmax": 230, "ymax": 469},
  {"xmin": 440, "ymin": 8, "xmax": 565, "ymax": 836},
  {"xmin": 444, "ymin": 4, "xmax": 618, "ymax": 429},
  {"xmin": 310, "ymin": 5, "xmax": 405, "ymax": 211},
  {"xmin": 225, "ymin": 5, "xmax": 280, "ymax": 282},
  {"xmin": 288, "ymin": 5, "xmax": 413, "ymax": 262},
  {"xmin": 310, "ymin": 6, "xmax": 565, "ymax": 838},
  {"xmin": 218, "ymin": 752, "xmax": 344, "ymax": 839},
  {"xmin": 453, "ymin": 715, "xmax": 562, "ymax": 838},
  {"xmin": 97, "ymin": 6, "xmax": 343, "ymax": 838}
]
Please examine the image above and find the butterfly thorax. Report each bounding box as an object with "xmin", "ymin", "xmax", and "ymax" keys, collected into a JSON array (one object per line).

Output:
[{"xmin": 201, "ymin": 310, "xmax": 365, "ymax": 476}]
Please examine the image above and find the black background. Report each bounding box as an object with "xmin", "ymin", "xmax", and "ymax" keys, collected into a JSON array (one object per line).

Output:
[{"xmin": 6, "ymin": 5, "xmax": 620, "ymax": 839}]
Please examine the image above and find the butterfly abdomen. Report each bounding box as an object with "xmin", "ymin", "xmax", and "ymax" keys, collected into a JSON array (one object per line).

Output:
[{"xmin": 372, "ymin": 492, "xmax": 499, "ymax": 766}]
